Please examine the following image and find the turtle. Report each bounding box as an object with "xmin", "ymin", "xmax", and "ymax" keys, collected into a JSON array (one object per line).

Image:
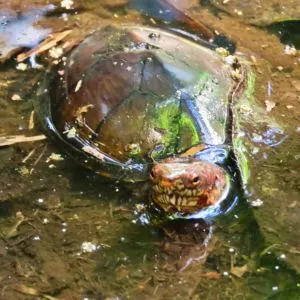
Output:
[{"xmin": 36, "ymin": 25, "xmax": 251, "ymax": 218}]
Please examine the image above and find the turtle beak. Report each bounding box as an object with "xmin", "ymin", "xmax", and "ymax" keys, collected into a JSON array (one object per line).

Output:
[{"xmin": 160, "ymin": 179, "xmax": 172, "ymax": 188}]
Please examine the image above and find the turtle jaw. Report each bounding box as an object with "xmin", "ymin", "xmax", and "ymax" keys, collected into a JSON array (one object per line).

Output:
[{"xmin": 150, "ymin": 160, "xmax": 230, "ymax": 213}]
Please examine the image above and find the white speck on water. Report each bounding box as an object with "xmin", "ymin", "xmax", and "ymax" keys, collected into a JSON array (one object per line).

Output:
[
  {"xmin": 275, "ymin": 265, "xmax": 280, "ymax": 270},
  {"xmin": 61, "ymin": 228, "xmax": 67, "ymax": 233},
  {"xmin": 229, "ymin": 248, "xmax": 235, "ymax": 253},
  {"xmin": 284, "ymin": 45, "xmax": 297, "ymax": 56},
  {"xmin": 234, "ymin": 9, "xmax": 243, "ymax": 16},
  {"xmin": 81, "ymin": 242, "xmax": 98, "ymax": 253},
  {"xmin": 42, "ymin": 218, "xmax": 49, "ymax": 224},
  {"xmin": 279, "ymin": 254, "xmax": 286, "ymax": 259},
  {"xmin": 251, "ymin": 199, "xmax": 264, "ymax": 207},
  {"xmin": 74, "ymin": 79, "xmax": 83, "ymax": 92},
  {"xmin": 223, "ymin": 271, "xmax": 229, "ymax": 276},
  {"xmin": 33, "ymin": 236, "xmax": 40, "ymax": 241},
  {"xmin": 272, "ymin": 286, "xmax": 279, "ymax": 292},
  {"xmin": 37, "ymin": 198, "xmax": 44, "ymax": 203},
  {"xmin": 175, "ymin": 90, "xmax": 181, "ymax": 99},
  {"xmin": 120, "ymin": 237, "xmax": 125, "ymax": 242}
]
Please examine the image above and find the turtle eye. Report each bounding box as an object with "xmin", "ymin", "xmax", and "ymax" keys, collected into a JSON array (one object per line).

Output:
[
  {"xmin": 150, "ymin": 170, "xmax": 156, "ymax": 180},
  {"xmin": 192, "ymin": 176, "xmax": 200, "ymax": 184}
]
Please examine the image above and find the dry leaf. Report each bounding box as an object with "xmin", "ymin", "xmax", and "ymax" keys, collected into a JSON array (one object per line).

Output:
[
  {"xmin": 16, "ymin": 63, "xmax": 28, "ymax": 71},
  {"xmin": 11, "ymin": 94, "xmax": 22, "ymax": 101},
  {"xmin": 13, "ymin": 284, "xmax": 40, "ymax": 296},
  {"xmin": 75, "ymin": 104, "xmax": 94, "ymax": 123},
  {"xmin": 46, "ymin": 153, "xmax": 64, "ymax": 162},
  {"xmin": 202, "ymin": 271, "xmax": 221, "ymax": 280},
  {"xmin": 231, "ymin": 264, "xmax": 249, "ymax": 278},
  {"xmin": 265, "ymin": 100, "xmax": 276, "ymax": 112}
]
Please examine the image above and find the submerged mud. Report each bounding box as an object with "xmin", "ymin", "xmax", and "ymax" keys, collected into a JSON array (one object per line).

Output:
[{"xmin": 0, "ymin": 0, "xmax": 300, "ymax": 299}]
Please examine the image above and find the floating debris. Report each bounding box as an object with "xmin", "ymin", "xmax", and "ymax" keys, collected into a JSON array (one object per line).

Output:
[
  {"xmin": 17, "ymin": 30, "xmax": 72, "ymax": 62},
  {"xmin": 28, "ymin": 110, "xmax": 35, "ymax": 129},
  {"xmin": 49, "ymin": 46, "xmax": 64, "ymax": 59},
  {"xmin": 231, "ymin": 264, "xmax": 248, "ymax": 278},
  {"xmin": 82, "ymin": 145, "xmax": 105, "ymax": 161},
  {"xmin": 16, "ymin": 63, "xmax": 28, "ymax": 71},
  {"xmin": 234, "ymin": 9, "xmax": 243, "ymax": 16},
  {"xmin": 11, "ymin": 94, "xmax": 22, "ymax": 101},
  {"xmin": 74, "ymin": 79, "xmax": 83, "ymax": 92},
  {"xmin": 277, "ymin": 66, "xmax": 283, "ymax": 71},
  {"xmin": 61, "ymin": 0, "xmax": 75, "ymax": 10},
  {"xmin": 18, "ymin": 166, "xmax": 30, "ymax": 176},
  {"xmin": 216, "ymin": 47, "xmax": 230, "ymax": 57},
  {"xmin": 13, "ymin": 284, "xmax": 40, "ymax": 296},
  {"xmin": 265, "ymin": 100, "xmax": 276, "ymax": 112},
  {"xmin": 0, "ymin": 134, "xmax": 47, "ymax": 147},
  {"xmin": 64, "ymin": 127, "xmax": 77, "ymax": 138},
  {"xmin": 75, "ymin": 104, "xmax": 94, "ymax": 124},
  {"xmin": 284, "ymin": 45, "xmax": 297, "ymax": 56},
  {"xmin": 6, "ymin": 211, "xmax": 25, "ymax": 239},
  {"xmin": 46, "ymin": 153, "xmax": 64, "ymax": 162},
  {"xmin": 251, "ymin": 199, "xmax": 264, "ymax": 207},
  {"xmin": 231, "ymin": 69, "xmax": 241, "ymax": 80},
  {"xmin": 81, "ymin": 242, "xmax": 98, "ymax": 253}
]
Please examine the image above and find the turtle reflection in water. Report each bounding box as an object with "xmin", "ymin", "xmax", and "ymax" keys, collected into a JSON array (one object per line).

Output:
[{"xmin": 38, "ymin": 25, "xmax": 249, "ymax": 218}]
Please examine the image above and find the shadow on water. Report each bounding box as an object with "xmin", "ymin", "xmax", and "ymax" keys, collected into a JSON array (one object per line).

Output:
[{"xmin": 268, "ymin": 21, "xmax": 300, "ymax": 49}]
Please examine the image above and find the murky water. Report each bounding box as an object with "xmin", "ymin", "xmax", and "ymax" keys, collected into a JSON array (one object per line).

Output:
[{"xmin": 0, "ymin": 1, "xmax": 300, "ymax": 299}]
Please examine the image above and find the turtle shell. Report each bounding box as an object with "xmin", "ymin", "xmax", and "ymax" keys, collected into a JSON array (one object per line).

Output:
[{"xmin": 38, "ymin": 25, "xmax": 234, "ymax": 181}]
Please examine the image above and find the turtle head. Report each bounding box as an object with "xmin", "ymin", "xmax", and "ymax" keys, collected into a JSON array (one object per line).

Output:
[{"xmin": 150, "ymin": 158, "xmax": 230, "ymax": 213}]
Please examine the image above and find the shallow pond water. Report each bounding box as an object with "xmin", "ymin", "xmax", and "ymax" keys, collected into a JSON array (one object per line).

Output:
[{"xmin": 0, "ymin": 0, "xmax": 300, "ymax": 299}]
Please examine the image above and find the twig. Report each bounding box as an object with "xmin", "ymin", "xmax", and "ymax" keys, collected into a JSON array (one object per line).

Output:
[
  {"xmin": 22, "ymin": 148, "xmax": 37, "ymax": 163},
  {"xmin": 0, "ymin": 134, "xmax": 46, "ymax": 147},
  {"xmin": 17, "ymin": 30, "xmax": 72, "ymax": 62}
]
